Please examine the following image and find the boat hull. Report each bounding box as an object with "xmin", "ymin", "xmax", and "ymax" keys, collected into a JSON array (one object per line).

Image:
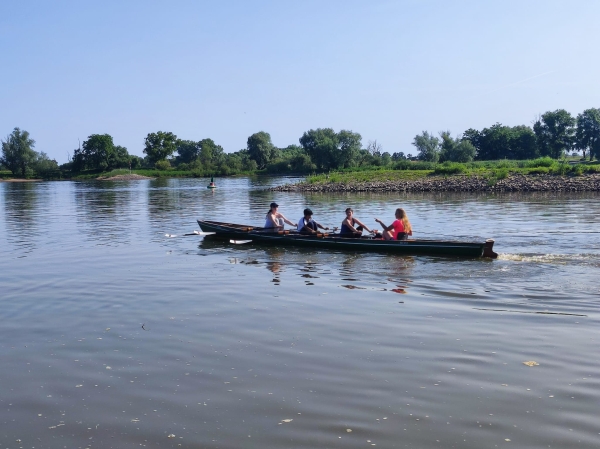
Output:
[{"xmin": 197, "ymin": 220, "xmax": 498, "ymax": 258}]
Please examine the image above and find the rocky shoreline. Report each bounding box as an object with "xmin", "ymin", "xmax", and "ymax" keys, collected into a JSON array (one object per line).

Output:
[
  {"xmin": 272, "ymin": 173, "xmax": 600, "ymax": 192},
  {"xmin": 98, "ymin": 174, "xmax": 155, "ymax": 181}
]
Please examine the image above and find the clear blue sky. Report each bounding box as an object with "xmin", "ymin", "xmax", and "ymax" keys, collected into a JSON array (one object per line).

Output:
[{"xmin": 1, "ymin": 0, "xmax": 599, "ymax": 163}]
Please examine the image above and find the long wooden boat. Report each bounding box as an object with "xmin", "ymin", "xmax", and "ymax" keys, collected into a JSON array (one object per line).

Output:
[{"xmin": 197, "ymin": 220, "xmax": 498, "ymax": 258}]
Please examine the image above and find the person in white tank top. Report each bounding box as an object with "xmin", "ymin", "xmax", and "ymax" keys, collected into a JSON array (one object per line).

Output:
[{"xmin": 264, "ymin": 202, "xmax": 296, "ymax": 229}]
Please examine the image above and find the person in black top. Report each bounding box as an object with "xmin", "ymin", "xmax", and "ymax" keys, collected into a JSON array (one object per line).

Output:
[{"xmin": 339, "ymin": 207, "xmax": 377, "ymax": 238}]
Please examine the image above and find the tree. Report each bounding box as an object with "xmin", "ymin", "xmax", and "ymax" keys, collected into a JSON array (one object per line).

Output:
[
  {"xmin": 533, "ymin": 109, "xmax": 575, "ymax": 158},
  {"xmin": 82, "ymin": 134, "xmax": 114, "ymax": 170},
  {"xmin": 336, "ymin": 130, "xmax": 362, "ymax": 168},
  {"xmin": 32, "ymin": 152, "xmax": 59, "ymax": 178},
  {"xmin": 476, "ymin": 123, "xmax": 511, "ymax": 160},
  {"xmin": 200, "ymin": 138, "xmax": 225, "ymax": 167},
  {"xmin": 112, "ymin": 145, "xmax": 130, "ymax": 168},
  {"xmin": 576, "ymin": 108, "xmax": 600, "ymax": 160},
  {"xmin": 247, "ymin": 131, "xmax": 276, "ymax": 169},
  {"xmin": 71, "ymin": 134, "xmax": 129, "ymax": 171},
  {"xmin": 299, "ymin": 128, "xmax": 362, "ymax": 170},
  {"xmin": 462, "ymin": 128, "xmax": 481, "ymax": 150},
  {"xmin": 176, "ymin": 140, "xmax": 201, "ymax": 165},
  {"xmin": 381, "ymin": 152, "xmax": 392, "ymax": 165},
  {"xmin": 301, "ymin": 129, "xmax": 328, "ymax": 169},
  {"xmin": 366, "ymin": 140, "xmax": 383, "ymax": 157},
  {"xmin": 1, "ymin": 127, "xmax": 37, "ymax": 177},
  {"xmin": 509, "ymin": 126, "xmax": 538, "ymax": 159},
  {"xmin": 464, "ymin": 124, "xmax": 538, "ymax": 160},
  {"xmin": 412, "ymin": 131, "xmax": 440, "ymax": 162},
  {"xmin": 144, "ymin": 131, "xmax": 178, "ymax": 165},
  {"xmin": 299, "ymin": 128, "xmax": 338, "ymax": 170},
  {"xmin": 290, "ymin": 153, "xmax": 316, "ymax": 172},
  {"xmin": 439, "ymin": 131, "xmax": 476, "ymax": 163}
]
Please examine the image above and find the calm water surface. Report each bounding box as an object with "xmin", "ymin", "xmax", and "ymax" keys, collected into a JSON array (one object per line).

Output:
[{"xmin": 1, "ymin": 177, "xmax": 599, "ymax": 448}]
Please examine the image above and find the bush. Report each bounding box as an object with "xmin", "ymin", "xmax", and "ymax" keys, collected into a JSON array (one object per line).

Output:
[
  {"xmin": 550, "ymin": 162, "xmax": 569, "ymax": 175},
  {"xmin": 493, "ymin": 168, "xmax": 509, "ymax": 180},
  {"xmin": 526, "ymin": 157, "xmax": 555, "ymax": 168},
  {"xmin": 266, "ymin": 160, "xmax": 291, "ymax": 174},
  {"xmin": 495, "ymin": 160, "xmax": 518, "ymax": 169},
  {"xmin": 155, "ymin": 160, "xmax": 171, "ymax": 170},
  {"xmin": 526, "ymin": 166, "xmax": 549, "ymax": 175},
  {"xmin": 393, "ymin": 160, "xmax": 436, "ymax": 170},
  {"xmin": 434, "ymin": 162, "xmax": 467, "ymax": 175},
  {"xmin": 571, "ymin": 164, "xmax": 585, "ymax": 176}
]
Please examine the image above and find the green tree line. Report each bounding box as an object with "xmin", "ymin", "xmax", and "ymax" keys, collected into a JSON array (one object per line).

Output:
[
  {"xmin": 2, "ymin": 106, "xmax": 599, "ymax": 179},
  {"xmin": 1, "ymin": 128, "xmax": 60, "ymax": 178},
  {"xmin": 414, "ymin": 108, "xmax": 600, "ymax": 163}
]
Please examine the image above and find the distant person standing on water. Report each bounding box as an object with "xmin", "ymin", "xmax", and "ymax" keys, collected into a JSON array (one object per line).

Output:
[
  {"xmin": 265, "ymin": 202, "xmax": 296, "ymax": 230},
  {"xmin": 376, "ymin": 208, "xmax": 413, "ymax": 240}
]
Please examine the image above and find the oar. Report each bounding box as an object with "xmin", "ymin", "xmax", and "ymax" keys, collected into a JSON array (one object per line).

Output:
[
  {"xmin": 165, "ymin": 230, "xmax": 215, "ymax": 238},
  {"xmin": 230, "ymin": 239, "xmax": 252, "ymax": 244}
]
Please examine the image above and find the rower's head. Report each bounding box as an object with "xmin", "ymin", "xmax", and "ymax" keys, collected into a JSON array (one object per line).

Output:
[
  {"xmin": 395, "ymin": 208, "xmax": 407, "ymax": 219},
  {"xmin": 345, "ymin": 207, "xmax": 353, "ymax": 217},
  {"xmin": 303, "ymin": 208, "xmax": 313, "ymax": 218},
  {"xmin": 269, "ymin": 202, "xmax": 279, "ymax": 212}
]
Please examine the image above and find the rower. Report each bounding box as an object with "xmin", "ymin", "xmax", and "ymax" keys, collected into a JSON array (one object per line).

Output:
[
  {"xmin": 265, "ymin": 202, "xmax": 296, "ymax": 230},
  {"xmin": 340, "ymin": 207, "xmax": 377, "ymax": 238},
  {"xmin": 297, "ymin": 208, "xmax": 329, "ymax": 235},
  {"xmin": 375, "ymin": 208, "xmax": 413, "ymax": 240}
]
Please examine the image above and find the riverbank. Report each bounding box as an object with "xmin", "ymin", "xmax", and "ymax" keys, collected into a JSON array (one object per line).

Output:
[
  {"xmin": 273, "ymin": 173, "xmax": 600, "ymax": 192},
  {"xmin": 97, "ymin": 173, "xmax": 155, "ymax": 180}
]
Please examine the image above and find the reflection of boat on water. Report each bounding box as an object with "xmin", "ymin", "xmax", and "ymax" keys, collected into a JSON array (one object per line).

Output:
[
  {"xmin": 207, "ymin": 176, "xmax": 217, "ymax": 189},
  {"xmin": 197, "ymin": 220, "xmax": 498, "ymax": 258}
]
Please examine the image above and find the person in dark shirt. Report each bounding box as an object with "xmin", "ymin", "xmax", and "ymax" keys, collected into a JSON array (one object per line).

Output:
[{"xmin": 340, "ymin": 207, "xmax": 377, "ymax": 238}]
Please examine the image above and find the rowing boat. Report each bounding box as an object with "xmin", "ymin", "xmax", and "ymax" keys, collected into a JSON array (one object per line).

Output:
[{"xmin": 197, "ymin": 220, "xmax": 498, "ymax": 258}]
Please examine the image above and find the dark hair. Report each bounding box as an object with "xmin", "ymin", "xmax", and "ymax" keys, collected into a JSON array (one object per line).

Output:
[
  {"xmin": 267, "ymin": 202, "xmax": 279, "ymax": 215},
  {"xmin": 304, "ymin": 208, "xmax": 313, "ymax": 216},
  {"xmin": 345, "ymin": 207, "xmax": 353, "ymax": 213}
]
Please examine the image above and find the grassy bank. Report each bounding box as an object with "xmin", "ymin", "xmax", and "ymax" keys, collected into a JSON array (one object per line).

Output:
[{"xmin": 306, "ymin": 158, "xmax": 600, "ymax": 185}]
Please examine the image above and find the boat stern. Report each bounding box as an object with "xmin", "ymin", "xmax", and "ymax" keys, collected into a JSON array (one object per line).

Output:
[{"xmin": 483, "ymin": 239, "xmax": 498, "ymax": 258}]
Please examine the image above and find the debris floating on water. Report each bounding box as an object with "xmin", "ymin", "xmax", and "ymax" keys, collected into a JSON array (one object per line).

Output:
[{"xmin": 523, "ymin": 361, "xmax": 539, "ymax": 367}]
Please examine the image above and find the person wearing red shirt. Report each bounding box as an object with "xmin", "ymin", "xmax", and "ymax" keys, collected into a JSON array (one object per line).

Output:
[{"xmin": 375, "ymin": 208, "xmax": 413, "ymax": 240}]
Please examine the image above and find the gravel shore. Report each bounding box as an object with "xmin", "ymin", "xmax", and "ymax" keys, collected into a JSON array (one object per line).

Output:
[
  {"xmin": 98, "ymin": 174, "xmax": 155, "ymax": 181},
  {"xmin": 272, "ymin": 173, "xmax": 600, "ymax": 192}
]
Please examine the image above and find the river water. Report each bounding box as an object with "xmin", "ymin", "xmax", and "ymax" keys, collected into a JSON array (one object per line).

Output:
[{"xmin": 1, "ymin": 177, "xmax": 599, "ymax": 449}]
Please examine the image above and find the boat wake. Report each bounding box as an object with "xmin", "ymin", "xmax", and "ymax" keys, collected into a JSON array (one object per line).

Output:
[{"xmin": 498, "ymin": 252, "xmax": 600, "ymax": 266}]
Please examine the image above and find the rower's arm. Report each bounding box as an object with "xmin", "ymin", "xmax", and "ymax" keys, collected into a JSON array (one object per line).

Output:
[
  {"xmin": 375, "ymin": 218, "xmax": 392, "ymax": 232},
  {"xmin": 282, "ymin": 215, "xmax": 296, "ymax": 227},
  {"xmin": 353, "ymin": 218, "xmax": 371, "ymax": 233}
]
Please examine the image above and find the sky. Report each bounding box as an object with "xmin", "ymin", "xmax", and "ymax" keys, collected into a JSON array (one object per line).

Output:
[{"xmin": 1, "ymin": 0, "xmax": 599, "ymax": 164}]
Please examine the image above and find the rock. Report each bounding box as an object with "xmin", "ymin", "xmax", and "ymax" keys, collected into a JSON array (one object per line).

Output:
[{"xmin": 270, "ymin": 174, "xmax": 600, "ymax": 193}]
